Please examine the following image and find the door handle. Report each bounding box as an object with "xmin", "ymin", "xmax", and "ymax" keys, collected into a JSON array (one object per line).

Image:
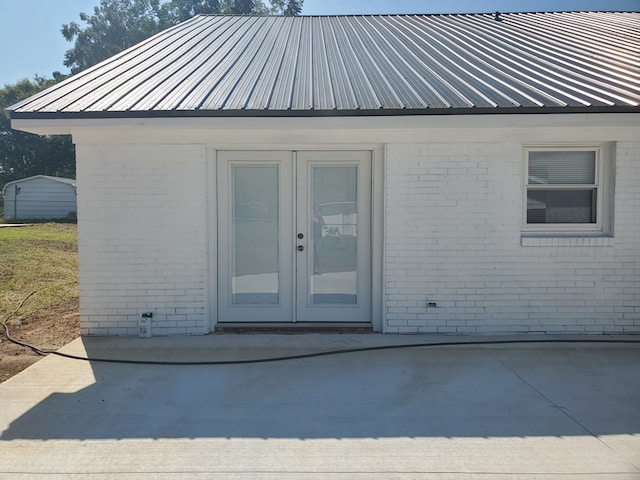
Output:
[{"xmin": 297, "ymin": 245, "xmax": 304, "ymax": 252}]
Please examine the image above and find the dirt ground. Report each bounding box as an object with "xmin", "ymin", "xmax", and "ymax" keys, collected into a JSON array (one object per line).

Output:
[{"xmin": 0, "ymin": 299, "xmax": 79, "ymax": 382}]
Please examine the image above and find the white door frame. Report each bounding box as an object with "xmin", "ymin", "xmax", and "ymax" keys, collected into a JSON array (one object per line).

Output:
[{"xmin": 207, "ymin": 145, "xmax": 385, "ymax": 331}]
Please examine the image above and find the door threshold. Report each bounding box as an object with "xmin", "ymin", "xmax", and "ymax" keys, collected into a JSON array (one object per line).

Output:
[{"xmin": 215, "ymin": 323, "xmax": 374, "ymax": 334}]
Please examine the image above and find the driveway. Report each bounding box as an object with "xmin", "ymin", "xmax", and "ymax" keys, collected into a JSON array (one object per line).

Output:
[{"xmin": 1, "ymin": 334, "xmax": 639, "ymax": 479}]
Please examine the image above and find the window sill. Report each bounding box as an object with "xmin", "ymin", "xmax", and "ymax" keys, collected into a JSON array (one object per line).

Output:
[{"xmin": 520, "ymin": 235, "xmax": 614, "ymax": 247}]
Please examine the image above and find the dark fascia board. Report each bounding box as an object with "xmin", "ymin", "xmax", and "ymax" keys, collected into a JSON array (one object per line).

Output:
[{"xmin": 8, "ymin": 105, "xmax": 640, "ymax": 121}]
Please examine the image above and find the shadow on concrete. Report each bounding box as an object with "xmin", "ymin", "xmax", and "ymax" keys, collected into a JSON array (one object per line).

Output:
[{"xmin": 2, "ymin": 339, "xmax": 639, "ymax": 440}]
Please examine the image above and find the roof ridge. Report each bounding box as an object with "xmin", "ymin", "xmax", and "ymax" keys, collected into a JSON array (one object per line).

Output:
[{"xmin": 195, "ymin": 11, "xmax": 640, "ymax": 18}]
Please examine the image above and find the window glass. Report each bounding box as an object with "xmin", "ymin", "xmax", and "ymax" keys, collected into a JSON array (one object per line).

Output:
[
  {"xmin": 527, "ymin": 189, "xmax": 596, "ymax": 224},
  {"xmin": 528, "ymin": 151, "xmax": 595, "ymax": 185},
  {"xmin": 526, "ymin": 149, "xmax": 600, "ymax": 228}
]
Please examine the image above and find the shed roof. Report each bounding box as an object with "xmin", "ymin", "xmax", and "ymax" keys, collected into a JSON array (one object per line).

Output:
[
  {"xmin": 2, "ymin": 176, "xmax": 76, "ymax": 195},
  {"xmin": 8, "ymin": 12, "xmax": 640, "ymax": 119}
]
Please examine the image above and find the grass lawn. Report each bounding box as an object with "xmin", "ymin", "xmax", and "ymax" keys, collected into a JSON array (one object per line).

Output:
[{"xmin": 0, "ymin": 223, "xmax": 79, "ymax": 382}]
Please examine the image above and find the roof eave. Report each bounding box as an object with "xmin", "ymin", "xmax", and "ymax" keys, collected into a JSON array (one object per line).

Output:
[{"xmin": 8, "ymin": 105, "xmax": 640, "ymax": 122}]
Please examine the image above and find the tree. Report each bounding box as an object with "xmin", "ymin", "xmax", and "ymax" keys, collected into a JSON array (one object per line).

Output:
[
  {"xmin": 62, "ymin": 0, "xmax": 304, "ymax": 73},
  {"xmin": 269, "ymin": 0, "xmax": 302, "ymax": 15},
  {"xmin": 158, "ymin": 0, "xmax": 222, "ymax": 25},
  {"xmin": 62, "ymin": 0, "xmax": 166, "ymax": 74},
  {"xmin": 0, "ymin": 77, "xmax": 75, "ymax": 191}
]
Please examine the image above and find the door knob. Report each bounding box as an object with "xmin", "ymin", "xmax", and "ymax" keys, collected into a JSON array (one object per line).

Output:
[{"xmin": 297, "ymin": 245, "xmax": 304, "ymax": 252}]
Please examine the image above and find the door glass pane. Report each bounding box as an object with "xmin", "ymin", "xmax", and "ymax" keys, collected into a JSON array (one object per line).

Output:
[
  {"xmin": 232, "ymin": 165, "xmax": 279, "ymax": 304},
  {"xmin": 310, "ymin": 166, "xmax": 357, "ymax": 304},
  {"xmin": 527, "ymin": 189, "xmax": 597, "ymax": 223}
]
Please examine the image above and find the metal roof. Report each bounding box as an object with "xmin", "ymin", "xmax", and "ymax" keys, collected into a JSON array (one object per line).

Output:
[
  {"xmin": 8, "ymin": 12, "xmax": 640, "ymax": 119},
  {"xmin": 1, "ymin": 176, "xmax": 76, "ymax": 196}
]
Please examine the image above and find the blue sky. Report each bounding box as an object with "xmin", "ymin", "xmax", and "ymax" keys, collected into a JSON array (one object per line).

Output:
[{"xmin": 1, "ymin": 0, "xmax": 639, "ymax": 87}]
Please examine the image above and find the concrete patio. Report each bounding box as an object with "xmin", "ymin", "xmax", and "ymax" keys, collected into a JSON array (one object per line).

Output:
[{"xmin": 1, "ymin": 334, "xmax": 639, "ymax": 479}]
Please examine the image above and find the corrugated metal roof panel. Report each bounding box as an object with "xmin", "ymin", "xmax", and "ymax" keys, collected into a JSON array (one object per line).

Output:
[{"xmin": 8, "ymin": 12, "xmax": 640, "ymax": 118}]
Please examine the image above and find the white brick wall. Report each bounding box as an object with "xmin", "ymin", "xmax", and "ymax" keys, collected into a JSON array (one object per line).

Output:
[
  {"xmin": 384, "ymin": 141, "xmax": 640, "ymax": 334},
  {"xmin": 76, "ymin": 144, "xmax": 208, "ymax": 336},
  {"xmin": 74, "ymin": 136, "xmax": 639, "ymax": 336}
]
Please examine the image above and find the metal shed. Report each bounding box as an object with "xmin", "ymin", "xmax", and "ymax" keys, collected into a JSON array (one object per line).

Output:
[{"xmin": 2, "ymin": 175, "xmax": 77, "ymax": 221}]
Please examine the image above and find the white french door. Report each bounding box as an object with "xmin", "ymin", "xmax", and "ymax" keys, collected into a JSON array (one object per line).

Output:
[{"xmin": 217, "ymin": 151, "xmax": 371, "ymax": 323}]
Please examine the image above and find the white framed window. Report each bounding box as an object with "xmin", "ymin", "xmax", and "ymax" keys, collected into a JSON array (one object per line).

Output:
[{"xmin": 524, "ymin": 145, "xmax": 610, "ymax": 234}]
